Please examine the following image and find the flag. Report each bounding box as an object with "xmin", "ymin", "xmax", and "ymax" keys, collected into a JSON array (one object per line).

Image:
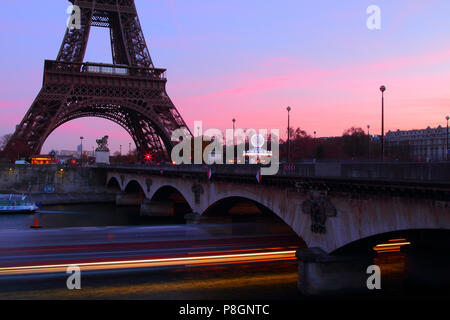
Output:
[
  {"xmin": 207, "ymin": 167, "xmax": 212, "ymax": 180},
  {"xmin": 256, "ymin": 169, "xmax": 262, "ymax": 183}
]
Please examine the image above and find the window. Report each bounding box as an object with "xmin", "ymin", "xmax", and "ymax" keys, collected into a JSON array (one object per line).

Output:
[
  {"xmin": 101, "ymin": 67, "xmax": 113, "ymax": 74},
  {"xmin": 87, "ymin": 66, "xmax": 100, "ymax": 73},
  {"xmin": 114, "ymin": 67, "xmax": 128, "ymax": 75}
]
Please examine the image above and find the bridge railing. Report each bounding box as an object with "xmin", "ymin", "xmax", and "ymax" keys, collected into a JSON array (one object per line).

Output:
[{"xmin": 98, "ymin": 161, "xmax": 450, "ymax": 184}]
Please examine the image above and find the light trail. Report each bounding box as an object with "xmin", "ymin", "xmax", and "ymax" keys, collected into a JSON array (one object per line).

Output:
[
  {"xmin": 0, "ymin": 250, "xmax": 297, "ymax": 276},
  {"xmin": 373, "ymin": 239, "xmax": 411, "ymax": 253}
]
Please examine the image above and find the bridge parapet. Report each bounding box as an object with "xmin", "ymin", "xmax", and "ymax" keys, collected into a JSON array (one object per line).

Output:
[{"xmin": 103, "ymin": 161, "xmax": 450, "ymax": 184}]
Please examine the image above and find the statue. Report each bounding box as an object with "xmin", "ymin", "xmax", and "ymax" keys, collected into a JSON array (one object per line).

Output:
[
  {"xmin": 95, "ymin": 136, "xmax": 110, "ymax": 152},
  {"xmin": 95, "ymin": 136, "xmax": 110, "ymax": 164}
]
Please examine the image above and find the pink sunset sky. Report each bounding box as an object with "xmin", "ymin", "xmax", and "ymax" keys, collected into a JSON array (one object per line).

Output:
[{"xmin": 0, "ymin": 0, "xmax": 449, "ymax": 154}]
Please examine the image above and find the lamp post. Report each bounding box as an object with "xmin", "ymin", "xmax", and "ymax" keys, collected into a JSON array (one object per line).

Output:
[
  {"xmin": 80, "ymin": 136, "xmax": 84, "ymax": 167},
  {"xmin": 380, "ymin": 85, "xmax": 386, "ymax": 161},
  {"xmin": 446, "ymin": 116, "xmax": 449, "ymax": 161},
  {"xmin": 313, "ymin": 131, "xmax": 317, "ymax": 159},
  {"xmin": 287, "ymin": 107, "xmax": 291, "ymax": 162},
  {"xmin": 367, "ymin": 125, "xmax": 371, "ymax": 160},
  {"xmin": 232, "ymin": 118, "xmax": 236, "ymax": 146}
]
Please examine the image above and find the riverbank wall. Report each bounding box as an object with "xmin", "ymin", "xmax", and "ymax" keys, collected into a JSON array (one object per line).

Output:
[{"xmin": 0, "ymin": 164, "xmax": 113, "ymax": 205}]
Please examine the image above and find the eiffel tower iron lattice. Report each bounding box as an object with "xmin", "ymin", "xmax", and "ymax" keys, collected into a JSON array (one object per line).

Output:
[{"xmin": 2, "ymin": 0, "xmax": 190, "ymax": 161}]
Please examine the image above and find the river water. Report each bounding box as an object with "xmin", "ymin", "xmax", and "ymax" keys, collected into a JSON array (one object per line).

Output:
[
  {"xmin": 0, "ymin": 203, "xmax": 183, "ymax": 230},
  {"xmin": 0, "ymin": 203, "xmax": 447, "ymax": 299}
]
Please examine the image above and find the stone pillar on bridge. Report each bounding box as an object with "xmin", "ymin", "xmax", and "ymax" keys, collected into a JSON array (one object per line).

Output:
[
  {"xmin": 296, "ymin": 248, "xmax": 376, "ymax": 296},
  {"xmin": 140, "ymin": 200, "xmax": 175, "ymax": 217}
]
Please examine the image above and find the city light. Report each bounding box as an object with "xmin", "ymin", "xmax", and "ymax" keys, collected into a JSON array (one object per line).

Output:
[{"xmin": 144, "ymin": 153, "xmax": 153, "ymax": 163}]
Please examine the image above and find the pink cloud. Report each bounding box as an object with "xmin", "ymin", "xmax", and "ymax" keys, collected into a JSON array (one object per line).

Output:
[
  {"xmin": 170, "ymin": 47, "xmax": 450, "ymax": 138},
  {"xmin": 2, "ymin": 46, "xmax": 449, "ymax": 150}
]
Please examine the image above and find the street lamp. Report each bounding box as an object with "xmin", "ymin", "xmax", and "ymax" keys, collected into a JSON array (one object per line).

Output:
[
  {"xmin": 287, "ymin": 106, "xmax": 291, "ymax": 163},
  {"xmin": 80, "ymin": 136, "xmax": 84, "ymax": 167},
  {"xmin": 313, "ymin": 131, "xmax": 317, "ymax": 159},
  {"xmin": 367, "ymin": 125, "xmax": 371, "ymax": 160},
  {"xmin": 232, "ymin": 118, "xmax": 236, "ymax": 146},
  {"xmin": 380, "ymin": 85, "xmax": 386, "ymax": 161},
  {"xmin": 446, "ymin": 116, "xmax": 449, "ymax": 161}
]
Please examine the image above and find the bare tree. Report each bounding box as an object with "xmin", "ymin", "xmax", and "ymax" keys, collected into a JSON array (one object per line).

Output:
[{"xmin": 0, "ymin": 134, "xmax": 12, "ymax": 151}]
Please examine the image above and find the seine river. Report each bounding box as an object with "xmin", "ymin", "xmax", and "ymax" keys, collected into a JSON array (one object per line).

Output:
[
  {"xmin": 0, "ymin": 203, "xmax": 181, "ymax": 230},
  {"xmin": 0, "ymin": 204, "xmax": 447, "ymax": 300}
]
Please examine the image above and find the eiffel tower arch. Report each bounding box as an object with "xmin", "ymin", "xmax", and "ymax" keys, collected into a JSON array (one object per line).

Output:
[{"xmin": 2, "ymin": 0, "xmax": 190, "ymax": 161}]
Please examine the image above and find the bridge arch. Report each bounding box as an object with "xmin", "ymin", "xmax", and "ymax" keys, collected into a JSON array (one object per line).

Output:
[
  {"xmin": 106, "ymin": 176, "xmax": 121, "ymax": 191},
  {"xmin": 203, "ymin": 196, "xmax": 278, "ymax": 218},
  {"xmin": 200, "ymin": 195, "xmax": 307, "ymax": 248},
  {"xmin": 198, "ymin": 188, "xmax": 295, "ymax": 230},
  {"xmin": 150, "ymin": 185, "xmax": 194, "ymax": 217},
  {"xmin": 332, "ymin": 228, "xmax": 450, "ymax": 255},
  {"xmin": 123, "ymin": 179, "xmax": 146, "ymax": 195}
]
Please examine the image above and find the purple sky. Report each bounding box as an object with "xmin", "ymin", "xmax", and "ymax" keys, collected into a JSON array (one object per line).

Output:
[{"xmin": 0, "ymin": 0, "xmax": 449, "ymax": 154}]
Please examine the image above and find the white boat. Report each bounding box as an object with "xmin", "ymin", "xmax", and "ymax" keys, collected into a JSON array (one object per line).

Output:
[{"xmin": 0, "ymin": 194, "xmax": 39, "ymax": 213}]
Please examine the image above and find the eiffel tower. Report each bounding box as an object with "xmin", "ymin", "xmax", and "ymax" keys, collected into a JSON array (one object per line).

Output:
[{"xmin": 2, "ymin": 0, "xmax": 190, "ymax": 161}]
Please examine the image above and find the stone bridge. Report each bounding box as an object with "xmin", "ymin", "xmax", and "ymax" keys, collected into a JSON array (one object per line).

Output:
[
  {"xmin": 106, "ymin": 162, "xmax": 450, "ymax": 294},
  {"xmin": 106, "ymin": 163, "xmax": 450, "ymax": 254}
]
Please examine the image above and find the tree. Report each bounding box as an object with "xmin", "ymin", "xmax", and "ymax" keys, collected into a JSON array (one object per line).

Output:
[
  {"xmin": 1, "ymin": 135, "xmax": 33, "ymax": 162},
  {"xmin": 0, "ymin": 134, "xmax": 12, "ymax": 151},
  {"xmin": 280, "ymin": 127, "xmax": 314, "ymax": 161},
  {"xmin": 342, "ymin": 127, "xmax": 367, "ymax": 158}
]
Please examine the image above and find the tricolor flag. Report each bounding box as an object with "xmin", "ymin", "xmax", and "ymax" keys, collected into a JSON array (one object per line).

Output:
[
  {"xmin": 207, "ymin": 167, "xmax": 212, "ymax": 180},
  {"xmin": 256, "ymin": 169, "xmax": 262, "ymax": 183}
]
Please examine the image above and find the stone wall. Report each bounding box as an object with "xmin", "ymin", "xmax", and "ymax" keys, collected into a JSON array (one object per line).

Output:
[{"xmin": 0, "ymin": 164, "xmax": 108, "ymax": 195}]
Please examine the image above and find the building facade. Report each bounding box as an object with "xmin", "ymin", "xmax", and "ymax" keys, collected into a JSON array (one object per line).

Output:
[{"xmin": 386, "ymin": 126, "xmax": 449, "ymax": 161}]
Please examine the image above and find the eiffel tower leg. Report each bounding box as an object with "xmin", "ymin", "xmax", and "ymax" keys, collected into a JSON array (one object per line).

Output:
[{"xmin": 2, "ymin": 84, "xmax": 71, "ymax": 160}]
